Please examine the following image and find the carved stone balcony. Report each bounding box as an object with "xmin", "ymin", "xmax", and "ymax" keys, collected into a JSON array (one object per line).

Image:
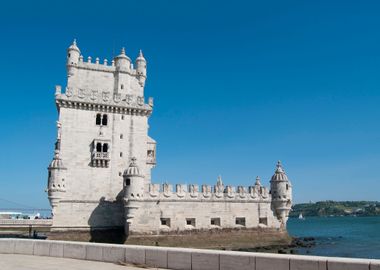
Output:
[
  {"xmin": 91, "ymin": 151, "xmax": 110, "ymax": 167},
  {"xmin": 146, "ymin": 155, "xmax": 156, "ymax": 165}
]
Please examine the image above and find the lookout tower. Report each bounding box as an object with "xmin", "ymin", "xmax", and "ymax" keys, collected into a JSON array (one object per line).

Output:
[
  {"xmin": 270, "ymin": 161, "xmax": 292, "ymax": 226},
  {"xmin": 47, "ymin": 40, "xmax": 156, "ymax": 230}
]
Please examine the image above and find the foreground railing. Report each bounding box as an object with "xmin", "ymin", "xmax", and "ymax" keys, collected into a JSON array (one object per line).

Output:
[{"xmin": 0, "ymin": 238, "xmax": 379, "ymax": 270}]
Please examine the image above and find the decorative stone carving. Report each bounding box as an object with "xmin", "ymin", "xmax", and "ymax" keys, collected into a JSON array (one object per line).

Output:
[
  {"xmin": 65, "ymin": 87, "xmax": 73, "ymax": 97},
  {"xmin": 137, "ymin": 96, "xmax": 144, "ymax": 106},
  {"xmin": 202, "ymin": 185, "xmax": 211, "ymax": 198},
  {"xmin": 189, "ymin": 184, "xmax": 198, "ymax": 198},
  {"xmin": 114, "ymin": 93, "xmax": 121, "ymax": 103},
  {"xmin": 126, "ymin": 94, "xmax": 133, "ymax": 105},
  {"xmin": 78, "ymin": 88, "xmax": 86, "ymax": 99},
  {"xmin": 149, "ymin": 184, "xmax": 159, "ymax": 197},
  {"xmin": 163, "ymin": 183, "xmax": 172, "ymax": 197},
  {"xmin": 226, "ymin": 185, "xmax": 235, "ymax": 198},
  {"xmin": 90, "ymin": 90, "xmax": 98, "ymax": 101},
  {"xmin": 176, "ymin": 184, "xmax": 186, "ymax": 198},
  {"xmin": 214, "ymin": 175, "xmax": 224, "ymax": 198},
  {"xmin": 249, "ymin": 186, "xmax": 258, "ymax": 199},
  {"xmin": 237, "ymin": 186, "xmax": 246, "ymax": 198},
  {"xmin": 102, "ymin": 91, "xmax": 110, "ymax": 102}
]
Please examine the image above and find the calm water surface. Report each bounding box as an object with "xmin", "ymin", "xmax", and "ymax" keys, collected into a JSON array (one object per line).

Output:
[{"xmin": 287, "ymin": 216, "xmax": 380, "ymax": 259}]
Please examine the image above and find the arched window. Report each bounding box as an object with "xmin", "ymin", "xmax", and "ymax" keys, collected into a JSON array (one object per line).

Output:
[
  {"xmin": 96, "ymin": 143, "xmax": 102, "ymax": 152},
  {"xmin": 102, "ymin": 114, "xmax": 108, "ymax": 126},
  {"xmin": 103, "ymin": 143, "xmax": 108, "ymax": 153},
  {"xmin": 96, "ymin": 114, "xmax": 101, "ymax": 125}
]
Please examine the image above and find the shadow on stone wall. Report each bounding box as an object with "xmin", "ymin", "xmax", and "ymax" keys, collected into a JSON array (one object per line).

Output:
[{"xmin": 88, "ymin": 196, "xmax": 126, "ymax": 244}]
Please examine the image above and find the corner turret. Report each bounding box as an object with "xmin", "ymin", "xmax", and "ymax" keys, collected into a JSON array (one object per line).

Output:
[
  {"xmin": 135, "ymin": 50, "xmax": 147, "ymax": 86},
  {"xmin": 123, "ymin": 157, "xmax": 145, "ymax": 234},
  {"xmin": 114, "ymin": 47, "xmax": 131, "ymax": 71},
  {"xmin": 67, "ymin": 39, "xmax": 80, "ymax": 66},
  {"xmin": 47, "ymin": 121, "xmax": 66, "ymax": 216},
  {"xmin": 270, "ymin": 161, "xmax": 292, "ymax": 226}
]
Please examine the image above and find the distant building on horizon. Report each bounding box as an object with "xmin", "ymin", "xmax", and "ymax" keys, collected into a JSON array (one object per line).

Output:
[{"xmin": 46, "ymin": 40, "xmax": 293, "ymax": 235}]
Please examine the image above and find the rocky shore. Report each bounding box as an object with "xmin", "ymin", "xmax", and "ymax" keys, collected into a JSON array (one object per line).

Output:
[{"xmin": 236, "ymin": 237, "xmax": 316, "ymax": 254}]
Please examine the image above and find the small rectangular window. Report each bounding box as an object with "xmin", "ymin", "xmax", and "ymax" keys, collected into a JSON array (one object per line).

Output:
[
  {"xmin": 120, "ymin": 134, "xmax": 123, "ymax": 139},
  {"xmin": 160, "ymin": 218, "xmax": 170, "ymax": 227},
  {"xmin": 186, "ymin": 218, "xmax": 195, "ymax": 227},
  {"xmin": 121, "ymin": 115, "xmax": 124, "ymax": 120},
  {"xmin": 120, "ymin": 152, "xmax": 123, "ymax": 157},
  {"xmin": 125, "ymin": 179, "xmax": 130, "ymax": 186},
  {"xmin": 235, "ymin": 217, "xmax": 246, "ymax": 226},
  {"xmin": 211, "ymin": 218, "xmax": 221, "ymax": 226},
  {"xmin": 259, "ymin": 217, "xmax": 268, "ymax": 226}
]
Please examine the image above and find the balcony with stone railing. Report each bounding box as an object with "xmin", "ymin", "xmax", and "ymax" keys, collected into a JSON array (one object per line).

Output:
[{"xmin": 91, "ymin": 151, "xmax": 110, "ymax": 168}]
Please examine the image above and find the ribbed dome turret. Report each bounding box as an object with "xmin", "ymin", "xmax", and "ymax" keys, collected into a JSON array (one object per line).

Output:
[
  {"xmin": 271, "ymin": 161, "xmax": 289, "ymax": 181},
  {"xmin": 136, "ymin": 50, "xmax": 146, "ymax": 62},
  {"xmin": 115, "ymin": 47, "xmax": 131, "ymax": 61},
  {"xmin": 124, "ymin": 157, "xmax": 141, "ymax": 177},
  {"xmin": 49, "ymin": 150, "xmax": 65, "ymax": 169},
  {"xmin": 68, "ymin": 39, "xmax": 80, "ymax": 53}
]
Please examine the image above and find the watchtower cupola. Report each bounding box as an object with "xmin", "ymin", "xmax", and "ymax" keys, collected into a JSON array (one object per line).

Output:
[
  {"xmin": 123, "ymin": 157, "xmax": 145, "ymax": 199},
  {"xmin": 114, "ymin": 47, "xmax": 131, "ymax": 71},
  {"xmin": 67, "ymin": 39, "xmax": 80, "ymax": 66},
  {"xmin": 135, "ymin": 50, "xmax": 147, "ymax": 86}
]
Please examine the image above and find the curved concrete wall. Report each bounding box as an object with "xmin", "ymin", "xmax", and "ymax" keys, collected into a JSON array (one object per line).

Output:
[{"xmin": 0, "ymin": 238, "xmax": 379, "ymax": 270}]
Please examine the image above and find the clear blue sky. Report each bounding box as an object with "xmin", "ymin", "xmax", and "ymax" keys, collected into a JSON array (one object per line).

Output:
[{"xmin": 0, "ymin": 0, "xmax": 379, "ymax": 209}]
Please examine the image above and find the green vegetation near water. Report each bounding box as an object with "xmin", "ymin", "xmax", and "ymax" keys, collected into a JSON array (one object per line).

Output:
[{"xmin": 290, "ymin": 201, "xmax": 380, "ymax": 217}]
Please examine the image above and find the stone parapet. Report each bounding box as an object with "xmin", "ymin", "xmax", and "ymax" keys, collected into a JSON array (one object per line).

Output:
[
  {"xmin": 145, "ymin": 183, "xmax": 270, "ymax": 202},
  {"xmin": 0, "ymin": 239, "xmax": 379, "ymax": 270},
  {"xmin": 55, "ymin": 87, "xmax": 153, "ymax": 115}
]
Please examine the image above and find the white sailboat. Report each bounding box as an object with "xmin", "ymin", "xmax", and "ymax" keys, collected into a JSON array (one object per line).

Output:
[{"xmin": 298, "ymin": 213, "xmax": 305, "ymax": 220}]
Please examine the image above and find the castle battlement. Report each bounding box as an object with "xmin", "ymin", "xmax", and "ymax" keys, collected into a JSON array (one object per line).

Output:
[
  {"xmin": 54, "ymin": 86, "xmax": 153, "ymax": 115},
  {"xmin": 144, "ymin": 180, "xmax": 270, "ymax": 202}
]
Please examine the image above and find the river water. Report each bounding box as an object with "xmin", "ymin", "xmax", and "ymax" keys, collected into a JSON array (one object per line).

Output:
[{"xmin": 287, "ymin": 216, "xmax": 380, "ymax": 259}]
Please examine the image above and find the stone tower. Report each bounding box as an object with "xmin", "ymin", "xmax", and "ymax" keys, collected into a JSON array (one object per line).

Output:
[
  {"xmin": 47, "ymin": 40, "xmax": 156, "ymax": 230},
  {"xmin": 270, "ymin": 161, "xmax": 293, "ymax": 226}
]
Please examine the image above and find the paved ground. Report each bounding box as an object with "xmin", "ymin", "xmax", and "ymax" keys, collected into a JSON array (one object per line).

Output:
[{"xmin": 0, "ymin": 254, "xmax": 163, "ymax": 270}]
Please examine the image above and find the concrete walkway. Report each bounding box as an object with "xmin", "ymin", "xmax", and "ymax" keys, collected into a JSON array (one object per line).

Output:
[{"xmin": 0, "ymin": 254, "xmax": 164, "ymax": 270}]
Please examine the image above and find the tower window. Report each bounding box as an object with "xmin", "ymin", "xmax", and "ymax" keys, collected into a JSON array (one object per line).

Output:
[
  {"xmin": 102, "ymin": 143, "xmax": 108, "ymax": 153},
  {"xmin": 211, "ymin": 218, "xmax": 221, "ymax": 226},
  {"xmin": 102, "ymin": 114, "xmax": 108, "ymax": 126},
  {"xmin": 160, "ymin": 218, "xmax": 170, "ymax": 227},
  {"xmin": 186, "ymin": 218, "xmax": 196, "ymax": 227},
  {"xmin": 96, "ymin": 113, "xmax": 108, "ymax": 126},
  {"xmin": 120, "ymin": 152, "xmax": 123, "ymax": 157},
  {"xmin": 96, "ymin": 143, "xmax": 102, "ymax": 152},
  {"xmin": 286, "ymin": 184, "xmax": 289, "ymax": 190},
  {"xmin": 121, "ymin": 115, "xmax": 124, "ymax": 120},
  {"xmin": 120, "ymin": 134, "xmax": 123, "ymax": 139},
  {"xmin": 259, "ymin": 217, "xmax": 268, "ymax": 226},
  {"xmin": 125, "ymin": 178, "xmax": 130, "ymax": 186},
  {"xmin": 121, "ymin": 84, "xmax": 124, "ymax": 89},
  {"xmin": 96, "ymin": 114, "xmax": 101, "ymax": 125},
  {"xmin": 235, "ymin": 217, "xmax": 246, "ymax": 226}
]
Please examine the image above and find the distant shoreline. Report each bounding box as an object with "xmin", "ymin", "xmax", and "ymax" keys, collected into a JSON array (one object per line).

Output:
[{"xmin": 290, "ymin": 200, "xmax": 380, "ymax": 218}]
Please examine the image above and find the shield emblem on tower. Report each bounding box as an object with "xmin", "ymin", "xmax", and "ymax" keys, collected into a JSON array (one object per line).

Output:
[{"xmin": 102, "ymin": 91, "xmax": 110, "ymax": 102}]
